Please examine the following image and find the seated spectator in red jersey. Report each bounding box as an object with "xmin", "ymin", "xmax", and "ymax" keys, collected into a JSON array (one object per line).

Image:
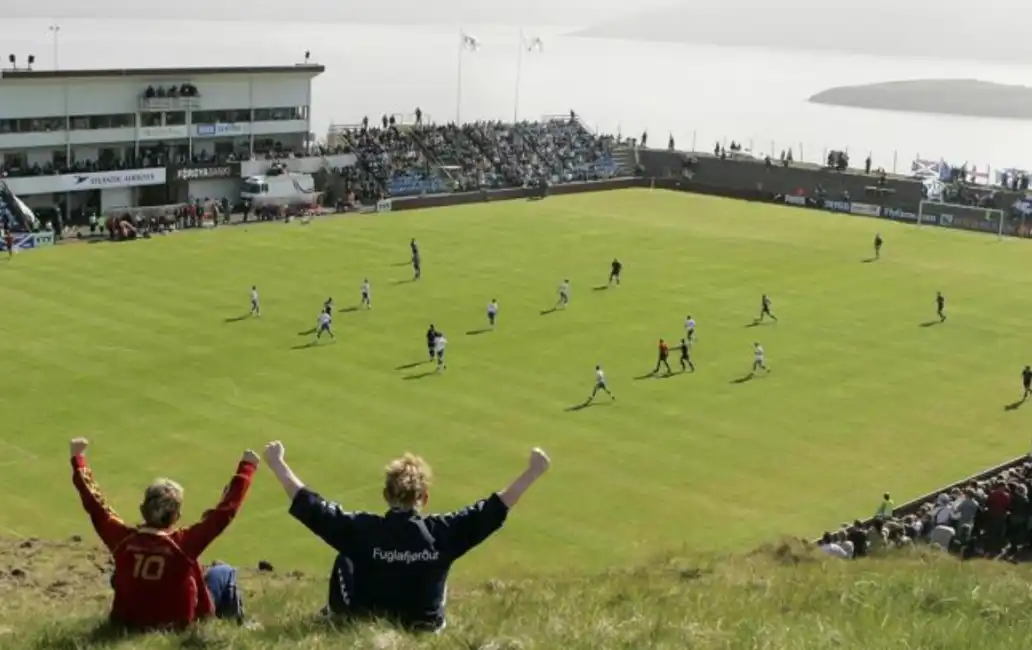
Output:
[{"xmin": 69, "ymin": 437, "xmax": 258, "ymax": 630}]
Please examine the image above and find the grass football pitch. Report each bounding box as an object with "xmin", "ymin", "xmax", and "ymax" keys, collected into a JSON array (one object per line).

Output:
[{"xmin": 1, "ymin": 189, "xmax": 1030, "ymax": 583}]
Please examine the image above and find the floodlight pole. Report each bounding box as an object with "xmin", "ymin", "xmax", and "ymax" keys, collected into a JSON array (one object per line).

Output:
[{"xmin": 48, "ymin": 25, "xmax": 60, "ymax": 69}]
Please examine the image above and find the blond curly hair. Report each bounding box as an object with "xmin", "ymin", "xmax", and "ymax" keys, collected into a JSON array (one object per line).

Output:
[
  {"xmin": 140, "ymin": 478, "xmax": 184, "ymax": 529},
  {"xmin": 383, "ymin": 453, "xmax": 432, "ymax": 511}
]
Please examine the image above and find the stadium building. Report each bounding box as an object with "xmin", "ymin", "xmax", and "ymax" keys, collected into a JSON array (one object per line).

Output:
[{"xmin": 0, "ymin": 62, "xmax": 350, "ymax": 227}]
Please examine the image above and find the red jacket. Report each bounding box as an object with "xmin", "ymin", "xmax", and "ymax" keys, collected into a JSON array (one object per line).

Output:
[
  {"xmin": 72, "ymin": 455, "xmax": 255, "ymax": 629},
  {"xmin": 986, "ymin": 488, "xmax": 1012, "ymax": 518}
]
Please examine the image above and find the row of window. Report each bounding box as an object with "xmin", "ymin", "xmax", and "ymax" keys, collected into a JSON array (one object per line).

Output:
[
  {"xmin": 0, "ymin": 107, "xmax": 308, "ymax": 134},
  {"xmin": 1, "ymin": 137, "xmax": 298, "ymax": 176}
]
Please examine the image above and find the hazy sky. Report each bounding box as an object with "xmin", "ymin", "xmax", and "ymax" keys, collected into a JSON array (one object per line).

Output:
[
  {"xmin": 10, "ymin": 0, "xmax": 666, "ymax": 25},
  {"xmin": 579, "ymin": 0, "xmax": 1032, "ymax": 64}
]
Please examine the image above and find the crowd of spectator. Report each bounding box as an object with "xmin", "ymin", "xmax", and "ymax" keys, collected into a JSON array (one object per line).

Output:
[
  {"xmin": 818, "ymin": 459, "xmax": 1032, "ymax": 561},
  {"xmin": 330, "ymin": 111, "xmax": 627, "ymax": 200},
  {"xmin": 338, "ymin": 125, "xmax": 436, "ymax": 198},
  {"xmin": 0, "ymin": 153, "xmax": 169, "ymax": 178},
  {"xmin": 517, "ymin": 117, "xmax": 619, "ymax": 183}
]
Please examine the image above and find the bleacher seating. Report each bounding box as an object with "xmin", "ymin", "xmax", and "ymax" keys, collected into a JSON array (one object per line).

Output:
[
  {"xmin": 331, "ymin": 112, "xmax": 629, "ymax": 200},
  {"xmin": 517, "ymin": 118, "xmax": 620, "ymax": 183}
]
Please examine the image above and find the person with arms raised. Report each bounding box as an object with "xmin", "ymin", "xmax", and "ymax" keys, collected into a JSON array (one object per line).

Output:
[
  {"xmin": 69, "ymin": 437, "xmax": 258, "ymax": 630},
  {"xmin": 263, "ymin": 440, "xmax": 550, "ymax": 632}
]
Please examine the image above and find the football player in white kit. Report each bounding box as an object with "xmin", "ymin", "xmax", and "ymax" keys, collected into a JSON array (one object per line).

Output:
[
  {"xmin": 487, "ymin": 299, "xmax": 499, "ymax": 328},
  {"xmin": 250, "ymin": 286, "xmax": 260, "ymax": 317},
  {"xmin": 587, "ymin": 365, "xmax": 615, "ymax": 403},
  {"xmin": 360, "ymin": 278, "xmax": 372, "ymax": 309},
  {"xmin": 684, "ymin": 315, "xmax": 696, "ymax": 344},
  {"xmin": 316, "ymin": 311, "xmax": 335, "ymax": 341},
  {"xmin": 556, "ymin": 279, "xmax": 571, "ymax": 310},
  {"xmin": 434, "ymin": 333, "xmax": 448, "ymax": 372},
  {"xmin": 752, "ymin": 342, "xmax": 769, "ymax": 374}
]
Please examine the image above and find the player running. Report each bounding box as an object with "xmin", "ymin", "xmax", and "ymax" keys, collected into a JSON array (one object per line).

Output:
[
  {"xmin": 756, "ymin": 294, "xmax": 778, "ymax": 323},
  {"xmin": 679, "ymin": 338, "xmax": 695, "ymax": 372},
  {"xmin": 936, "ymin": 291, "xmax": 946, "ymax": 322},
  {"xmin": 587, "ymin": 365, "xmax": 615, "ymax": 403},
  {"xmin": 316, "ymin": 310, "xmax": 335, "ymax": 341},
  {"xmin": 487, "ymin": 299, "xmax": 499, "ymax": 328},
  {"xmin": 609, "ymin": 259, "xmax": 623, "ymax": 286},
  {"xmin": 324, "ymin": 296, "xmax": 334, "ymax": 313},
  {"xmin": 873, "ymin": 233, "xmax": 883, "ymax": 259},
  {"xmin": 1023, "ymin": 365, "xmax": 1032, "ymax": 401},
  {"xmin": 3, "ymin": 229, "xmax": 13, "ymax": 259},
  {"xmin": 556, "ymin": 279, "xmax": 571, "ymax": 310},
  {"xmin": 360, "ymin": 278, "xmax": 372, "ymax": 309},
  {"xmin": 684, "ymin": 315, "xmax": 697, "ymax": 343},
  {"xmin": 654, "ymin": 338, "xmax": 672, "ymax": 375},
  {"xmin": 410, "ymin": 238, "xmax": 421, "ymax": 281},
  {"xmin": 250, "ymin": 286, "xmax": 261, "ymax": 317},
  {"xmin": 434, "ymin": 332, "xmax": 448, "ymax": 372},
  {"xmin": 425, "ymin": 324, "xmax": 437, "ymax": 361},
  {"xmin": 751, "ymin": 342, "xmax": 769, "ymax": 375}
]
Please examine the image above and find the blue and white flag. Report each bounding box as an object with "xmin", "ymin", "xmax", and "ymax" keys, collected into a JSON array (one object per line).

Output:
[{"xmin": 525, "ymin": 36, "xmax": 544, "ymax": 52}]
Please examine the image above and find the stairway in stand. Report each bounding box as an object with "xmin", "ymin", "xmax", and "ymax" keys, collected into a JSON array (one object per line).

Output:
[{"xmin": 610, "ymin": 144, "xmax": 638, "ymax": 176}]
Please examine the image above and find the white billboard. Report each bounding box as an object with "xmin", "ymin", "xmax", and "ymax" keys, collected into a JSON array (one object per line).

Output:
[{"xmin": 3, "ymin": 168, "xmax": 167, "ymax": 196}]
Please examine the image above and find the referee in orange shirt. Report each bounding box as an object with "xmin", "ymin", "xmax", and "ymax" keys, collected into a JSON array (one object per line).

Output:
[{"xmin": 653, "ymin": 338, "xmax": 672, "ymax": 375}]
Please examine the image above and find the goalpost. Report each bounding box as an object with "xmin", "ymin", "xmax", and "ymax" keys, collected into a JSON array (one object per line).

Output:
[{"xmin": 917, "ymin": 200, "xmax": 1009, "ymax": 240}]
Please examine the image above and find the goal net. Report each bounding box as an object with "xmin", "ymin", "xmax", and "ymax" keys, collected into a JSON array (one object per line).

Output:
[{"xmin": 917, "ymin": 200, "xmax": 1009, "ymax": 239}]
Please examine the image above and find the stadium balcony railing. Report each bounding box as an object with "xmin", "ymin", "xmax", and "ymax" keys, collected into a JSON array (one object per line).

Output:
[{"xmin": 388, "ymin": 173, "xmax": 446, "ymax": 197}]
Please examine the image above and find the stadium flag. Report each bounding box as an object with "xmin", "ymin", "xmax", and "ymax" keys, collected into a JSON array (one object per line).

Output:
[
  {"xmin": 514, "ymin": 32, "xmax": 544, "ymax": 122},
  {"xmin": 456, "ymin": 31, "xmax": 480, "ymax": 123},
  {"xmin": 461, "ymin": 32, "xmax": 480, "ymax": 51}
]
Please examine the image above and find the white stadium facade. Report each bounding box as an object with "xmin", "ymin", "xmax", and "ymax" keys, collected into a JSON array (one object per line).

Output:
[{"xmin": 0, "ymin": 63, "xmax": 354, "ymax": 229}]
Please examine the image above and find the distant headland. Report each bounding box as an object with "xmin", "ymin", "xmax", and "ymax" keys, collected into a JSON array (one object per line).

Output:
[{"xmin": 808, "ymin": 79, "xmax": 1032, "ymax": 121}]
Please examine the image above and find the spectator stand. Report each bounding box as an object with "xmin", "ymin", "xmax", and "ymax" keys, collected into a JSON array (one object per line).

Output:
[
  {"xmin": 327, "ymin": 117, "xmax": 441, "ymax": 199},
  {"xmin": 519, "ymin": 114, "xmax": 621, "ymax": 184},
  {"xmin": 463, "ymin": 121, "xmax": 541, "ymax": 188}
]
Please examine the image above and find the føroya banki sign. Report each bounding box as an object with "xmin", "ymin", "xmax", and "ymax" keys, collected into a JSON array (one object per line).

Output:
[{"xmin": 174, "ymin": 165, "xmax": 237, "ymax": 182}]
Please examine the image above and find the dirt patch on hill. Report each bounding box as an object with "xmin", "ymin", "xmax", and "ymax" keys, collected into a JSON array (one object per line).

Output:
[{"xmin": 0, "ymin": 536, "xmax": 112, "ymax": 602}]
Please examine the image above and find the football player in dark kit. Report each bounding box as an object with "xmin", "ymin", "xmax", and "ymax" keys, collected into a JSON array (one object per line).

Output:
[
  {"xmin": 678, "ymin": 338, "xmax": 695, "ymax": 372},
  {"xmin": 756, "ymin": 294, "xmax": 778, "ymax": 323},
  {"xmin": 262, "ymin": 440, "xmax": 551, "ymax": 633},
  {"xmin": 608, "ymin": 258, "xmax": 623, "ymax": 286},
  {"xmin": 1022, "ymin": 365, "xmax": 1032, "ymax": 401},
  {"xmin": 425, "ymin": 324, "xmax": 437, "ymax": 362},
  {"xmin": 410, "ymin": 238, "xmax": 421, "ymax": 280},
  {"xmin": 873, "ymin": 233, "xmax": 883, "ymax": 259},
  {"xmin": 936, "ymin": 291, "xmax": 946, "ymax": 322}
]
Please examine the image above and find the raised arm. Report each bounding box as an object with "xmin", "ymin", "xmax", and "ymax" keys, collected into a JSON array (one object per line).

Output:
[
  {"xmin": 69, "ymin": 438, "xmax": 134, "ymax": 552},
  {"xmin": 498, "ymin": 448, "xmax": 550, "ymax": 509},
  {"xmin": 264, "ymin": 441, "xmax": 360, "ymax": 553},
  {"xmin": 433, "ymin": 448, "xmax": 551, "ymax": 560},
  {"xmin": 177, "ymin": 450, "xmax": 259, "ymax": 558},
  {"xmin": 263, "ymin": 441, "xmax": 305, "ymax": 501}
]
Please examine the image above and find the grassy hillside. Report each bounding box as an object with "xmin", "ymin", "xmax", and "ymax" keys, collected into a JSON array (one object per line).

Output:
[{"xmin": 5, "ymin": 538, "xmax": 1032, "ymax": 649}]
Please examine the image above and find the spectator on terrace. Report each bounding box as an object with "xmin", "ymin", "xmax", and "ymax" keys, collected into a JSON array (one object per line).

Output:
[
  {"xmin": 69, "ymin": 437, "xmax": 256, "ymax": 629},
  {"xmin": 847, "ymin": 520, "xmax": 868, "ymax": 558},
  {"xmin": 874, "ymin": 492, "xmax": 894, "ymax": 519},
  {"xmin": 818, "ymin": 532, "xmax": 849, "ymax": 558},
  {"xmin": 262, "ymin": 440, "xmax": 551, "ymax": 632}
]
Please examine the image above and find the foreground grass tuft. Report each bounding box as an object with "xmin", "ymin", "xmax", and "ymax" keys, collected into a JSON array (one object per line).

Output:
[{"xmin": 6, "ymin": 538, "xmax": 1032, "ymax": 649}]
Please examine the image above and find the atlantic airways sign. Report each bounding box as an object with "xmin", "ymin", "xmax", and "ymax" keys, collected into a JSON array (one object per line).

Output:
[{"xmin": 3, "ymin": 168, "xmax": 167, "ymax": 196}]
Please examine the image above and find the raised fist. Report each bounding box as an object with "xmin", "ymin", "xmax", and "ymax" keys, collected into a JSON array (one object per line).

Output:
[
  {"xmin": 528, "ymin": 447, "xmax": 550, "ymax": 474},
  {"xmin": 69, "ymin": 438, "xmax": 89, "ymax": 458}
]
